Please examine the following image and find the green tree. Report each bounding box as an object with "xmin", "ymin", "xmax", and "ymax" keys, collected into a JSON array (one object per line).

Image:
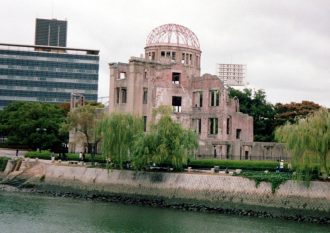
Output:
[
  {"xmin": 132, "ymin": 106, "xmax": 198, "ymax": 171},
  {"xmin": 275, "ymin": 108, "xmax": 330, "ymax": 179},
  {"xmin": 228, "ymin": 87, "xmax": 276, "ymax": 142},
  {"xmin": 64, "ymin": 103, "xmax": 104, "ymax": 155},
  {"xmin": 0, "ymin": 101, "xmax": 67, "ymax": 150},
  {"xmin": 97, "ymin": 112, "xmax": 144, "ymax": 168}
]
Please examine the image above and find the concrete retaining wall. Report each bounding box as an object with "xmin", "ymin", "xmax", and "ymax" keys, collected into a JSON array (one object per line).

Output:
[{"xmin": 13, "ymin": 160, "xmax": 329, "ymax": 217}]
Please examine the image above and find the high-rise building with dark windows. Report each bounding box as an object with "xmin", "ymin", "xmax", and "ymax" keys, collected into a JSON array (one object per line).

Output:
[
  {"xmin": 0, "ymin": 43, "xmax": 99, "ymax": 109},
  {"xmin": 35, "ymin": 18, "xmax": 67, "ymax": 47}
]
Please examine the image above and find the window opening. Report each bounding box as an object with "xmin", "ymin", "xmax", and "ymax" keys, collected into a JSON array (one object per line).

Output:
[
  {"xmin": 172, "ymin": 96, "xmax": 182, "ymax": 113},
  {"xmin": 143, "ymin": 116, "xmax": 147, "ymax": 132},
  {"xmin": 226, "ymin": 116, "xmax": 231, "ymax": 134},
  {"xmin": 197, "ymin": 118, "xmax": 201, "ymax": 134},
  {"xmin": 245, "ymin": 151, "xmax": 249, "ymax": 160},
  {"xmin": 193, "ymin": 91, "xmax": 203, "ymax": 107},
  {"xmin": 209, "ymin": 118, "xmax": 218, "ymax": 135},
  {"xmin": 121, "ymin": 88, "xmax": 127, "ymax": 103},
  {"xmin": 172, "ymin": 72, "xmax": 181, "ymax": 84},
  {"xmin": 119, "ymin": 72, "xmax": 126, "ymax": 79},
  {"xmin": 143, "ymin": 88, "xmax": 148, "ymax": 104},
  {"xmin": 210, "ymin": 90, "xmax": 220, "ymax": 106},
  {"xmin": 236, "ymin": 129, "xmax": 241, "ymax": 139},
  {"xmin": 226, "ymin": 145, "xmax": 230, "ymax": 159},
  {"xmin": 172, "ymin": 52, "xmax": 176, "ymax": 61},
  {"xmin": 116, "ymin": 87, "xmax": 120, "ymax": 104},
  {"xmin": 199, "ymin": 91, "xmax": 203, "ymax": 107}
]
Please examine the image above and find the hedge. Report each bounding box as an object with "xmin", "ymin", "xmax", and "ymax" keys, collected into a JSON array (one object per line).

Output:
[
  {"xmin": 25, "ymin": 151, "xmax": 106, "ymax": 163},
  {"xmin": 25, "ymin": 150, "xmax": 52, "ymax": 160},
  {"xmin": 188, "ymin": 159, "xmax": 286, "ymax": 171},
  {"xmin": 0, "ymin": 157, "xmax": 10, "ymax": 172}
]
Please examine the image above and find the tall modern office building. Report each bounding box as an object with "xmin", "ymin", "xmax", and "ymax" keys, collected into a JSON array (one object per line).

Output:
[
  {"xmin": 35, "ymin": 18, "xmax": 67, "ymax": 47},
  {"xmin": 0, "ymin": 43, "xmax": 99, "ymax": 109},
  {"xmin": 0, "ymin": 18, "xmax": 99, "ymax": 109}
]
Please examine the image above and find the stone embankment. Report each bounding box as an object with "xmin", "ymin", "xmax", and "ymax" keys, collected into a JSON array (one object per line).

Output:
[{"xmin": 1, "ymin": 159, "xmax": 329, "ymax": 224}]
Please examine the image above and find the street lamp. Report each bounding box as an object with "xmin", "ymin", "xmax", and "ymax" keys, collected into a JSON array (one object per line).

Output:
[{"xmin": 36, "ymin": 127, "xmax": 47, "ymax": 151}]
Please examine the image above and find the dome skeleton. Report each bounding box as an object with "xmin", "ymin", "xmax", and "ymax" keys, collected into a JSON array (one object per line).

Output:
[{"xmin": 146, "ymin": 24, "xmax": 200, "ymax": 50}]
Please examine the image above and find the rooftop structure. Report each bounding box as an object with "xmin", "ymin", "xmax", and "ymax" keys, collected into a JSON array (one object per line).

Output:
[
  {"xmin": 146, "ymin": 24, "xmax": 200, "ymax": 50},
  {"xmin": 35, "ymin": 18, "xmax": 67, "ymax": 47}
]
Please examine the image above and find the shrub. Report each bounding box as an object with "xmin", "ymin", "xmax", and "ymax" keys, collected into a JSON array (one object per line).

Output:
[
  {"xmin": 188, "ymin": 159, "xmax": 286, "ymax": 171},
  {"xmin": 25, "ymin": 150, "xmax": 52, "ymax": 160},
  {"xmin": 0, "ymin": 157, "xmax": 9, "ymax": 172},
  {"xmin": 235, "ymin": 171, "xmax": 292, "ymax": 193}
]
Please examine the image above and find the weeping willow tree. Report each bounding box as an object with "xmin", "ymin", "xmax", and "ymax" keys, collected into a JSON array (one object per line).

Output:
[
  {"xmin": 275, "ymin": 108, "xmax": 329, "ymax": 180},
  {"xmin": 132, "ymin": 106, "xmax": 198, "ymax": 171},
  {"xmin": 97, "ymin": 113, "xmax": 143, "ymax": 168}
]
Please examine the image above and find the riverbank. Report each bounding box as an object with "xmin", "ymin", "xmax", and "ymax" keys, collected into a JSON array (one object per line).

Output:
[{"xmin": 1, "ymin": 159, "xmax": 329, "ymax": 224}]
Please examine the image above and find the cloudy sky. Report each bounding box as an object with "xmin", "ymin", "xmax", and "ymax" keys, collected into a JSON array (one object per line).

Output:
[{"xmin": 1, "ymin": 0, "xmax": 329, "ymax": 107}]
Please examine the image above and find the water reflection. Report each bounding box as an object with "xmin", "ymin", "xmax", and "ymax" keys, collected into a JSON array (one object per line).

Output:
[{"xmin": 0, "ymin": 191, "xmax": 328, "ymax": 233}]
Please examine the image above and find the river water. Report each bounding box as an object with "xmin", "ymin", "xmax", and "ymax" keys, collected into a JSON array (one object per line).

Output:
[{"xmin": 0, "ymin": 191, "xmax": 328, "ymax": 233}]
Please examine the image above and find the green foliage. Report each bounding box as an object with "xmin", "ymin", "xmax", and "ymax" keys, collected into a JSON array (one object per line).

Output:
[
  {"xmin": 63, "ymin": 104, "xmax": 104, "ymax": 153},
  {"xmin": 188, "ymin": 159, "xmax": 282, "ymax": 171},
  {"xmin": 228, "ymin": 88, "xmax": 276, "ymax": 142},
  {"xmin": 275, "ymin": 108, "xmax": 330, "ymax": 179},
  {"xmin": 97, "ymin": 112, "xmax": 144, "ymax": 168},
  {"xmin": 0, "ymin": 101, "xmax": 67, "ymax": 150},
  {"xmin": 25, "ymin": 151, "xmax": 106, "ymax": 163},
  {"xmin": 0, "ymin": 157, "xmax": 9, "ymax": 172},
  {"xmin": 25, "ymin": 150, "xmax": 52, "ymax": 160},
  {"xmin": 274, "ymin": 101, "xmax": 321, "ymax": 127},
  {"xmin": 235, "ymin": 171, "xmax": 292, "ymax": 193},
  {"xmin": 132, "ymin": 111, "xmax": 198, "ymax": 171},
  {"xmin": 152, "ymin": 105, "xmax": 173, "ymax": 118}
]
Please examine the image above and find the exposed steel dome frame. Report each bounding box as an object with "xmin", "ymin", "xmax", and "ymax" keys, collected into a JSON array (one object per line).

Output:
[{"xmin": 146, "ymin": 24, "xmax": 200, "ymax": 50}]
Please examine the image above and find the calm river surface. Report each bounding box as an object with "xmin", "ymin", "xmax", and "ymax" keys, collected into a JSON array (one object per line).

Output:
[{"xmin": 0, "ymin": 191, "xmax": 328, "ymax": 233}]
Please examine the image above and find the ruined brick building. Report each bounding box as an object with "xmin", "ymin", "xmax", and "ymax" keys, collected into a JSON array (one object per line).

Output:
[{"xmin": 109, "ymin": 24, "xmax": 270, "ymax": 160}]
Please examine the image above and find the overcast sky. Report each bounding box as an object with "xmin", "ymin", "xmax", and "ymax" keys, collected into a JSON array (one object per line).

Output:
[{"xmin": 1, "ymin": 0, "xmax": 329, "ymax": 107}]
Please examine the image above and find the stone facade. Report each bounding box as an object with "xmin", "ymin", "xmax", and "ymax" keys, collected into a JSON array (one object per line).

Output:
[{"xmin": 109, "ymin": 24, "xmax": 254, "ymax": 159}]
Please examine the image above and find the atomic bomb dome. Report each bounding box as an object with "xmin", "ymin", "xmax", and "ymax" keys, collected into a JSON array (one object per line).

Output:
[
  {"xmin": 145, "ymin": 24, "xmax": 202, "ymax": 71},
  {"xmin": 146, "ymin": 24, "xmax": 200, "ymax": 50},
  {"xmin": 109, "ymin": 23, "xmax": 256, "ymax": 160}
]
